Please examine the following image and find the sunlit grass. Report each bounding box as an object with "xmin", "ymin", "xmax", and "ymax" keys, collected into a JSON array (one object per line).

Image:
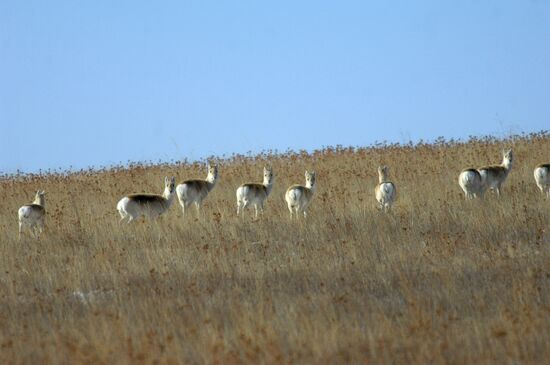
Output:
[{"xmin": 1, "ymin": 134, "xmax": 549, "ymax": 363}]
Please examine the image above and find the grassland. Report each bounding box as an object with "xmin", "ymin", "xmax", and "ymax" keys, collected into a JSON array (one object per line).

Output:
[{"xmin": 1, "ymin": 135, "xmax": 549, "ymax": 364}]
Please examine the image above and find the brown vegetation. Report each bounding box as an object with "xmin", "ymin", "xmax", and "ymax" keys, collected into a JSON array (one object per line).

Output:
[{"xmin": 1, "ymin": 135, "xmax": 549, "ymax": 364}]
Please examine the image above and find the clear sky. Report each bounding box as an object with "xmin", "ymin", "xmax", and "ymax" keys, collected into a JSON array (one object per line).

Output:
[{"xmin": 1, "ymin": 1, "xmax": 549, "ymax": 173}]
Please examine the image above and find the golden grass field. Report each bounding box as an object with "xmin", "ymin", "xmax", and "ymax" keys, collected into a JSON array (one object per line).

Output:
[{"xmin": 1, "ymin": 135, "xmax": 550, "ymax": 364}]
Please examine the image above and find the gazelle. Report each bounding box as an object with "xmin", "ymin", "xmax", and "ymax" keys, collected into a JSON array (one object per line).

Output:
[
  {"xmin": 117, "ymin": 177, "xmax": 176, "ymax": 223},
  {"xmin": 534, "ymin": 163, "xmax": 550, "ymax": 198},
  {"xmin": 18, "ymin": 190, "xmax": 46, "ymax": 239},
  {"xmin": 236, "ymin": 166, "xmax": 274, "ymax": 218},
  {"xmin": 285, "ymin": 170, "xmax": 316, "ymax": 218},
  {"xmin": 375, "ymin": 166, "xmax": 396, "ymax": 212},
  {"xmin": 478, "ymin": 149, "xmax": 513, "ymax": 197},
  {"xmin": 458, "ymin": 168, "xmax": 484, "ymax": 199},
  {"xmin": 176, "ymin": 163, "xmax": 219, "ymax": 218}
]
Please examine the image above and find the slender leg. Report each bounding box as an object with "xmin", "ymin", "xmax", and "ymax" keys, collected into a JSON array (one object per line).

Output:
[
  {"xmin": 237, "ymin": 200, "xmax": 241, "ymax": 215},
  {"xmin": 37, "ymin": 221, "xmax": 44, "ymax": 238},
  {"xmin": 254, "ymin": 204, "xmax": 259, "ymax": 219},
  {"xmin": 18, "ymin": 222, "xmax": 23, "ymax": 240},
  {"xmin": 241, "ymin": 200, "xmax": 250, "ymax": 217},
  {"xmin": 287, "ymin": 203, "xmax": 294, "ymax": 219},
  {"xmin": 195, "ymin": 202, "xmax": 201, "ymax": 217}
]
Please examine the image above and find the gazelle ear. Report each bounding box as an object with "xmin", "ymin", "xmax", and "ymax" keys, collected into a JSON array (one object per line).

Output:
[
  {"xmin": 164, "ymin": 176, "xmax": 169, "ymax": 185},
  {"xmin": 171, "ymin": 177, "xmax": 176, "ymax": 184}
]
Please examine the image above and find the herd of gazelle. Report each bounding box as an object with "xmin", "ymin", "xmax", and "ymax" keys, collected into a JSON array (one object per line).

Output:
[{"xmin": 16, "ymin": 148, "xmax": 550, "ymax": 238}]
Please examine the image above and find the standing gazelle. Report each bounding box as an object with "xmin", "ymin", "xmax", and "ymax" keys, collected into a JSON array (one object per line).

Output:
[
  {"xmin": 117, "ymin": 177, "xmax": 176, "ymax": 223},
  {"xmin": 375, "ymin": 166, "xmax": 396, "ymax": 212},
  {"xmin": 18, "ymin": 190, "xmax": 46, "ymax": 239},
  {"xmin": 285, "ymin": 170, "xmax": 316, "ymax": 219},
  {"xmin": 176, "ymin": 163, "xmax": 219, "ymax": 218},
  {"xmin": 534, "ymin": 163, "xmax": 550, "ymax": 198},
  {"xmin": 236, "ymin": 167, "xmax": 274, "ymax": 218},
  {"xmin": 478, "ymin": 149, "xmax": 513, "ymax": 197},
  {"xmin": 458, "ymin": 168, "xmax": 484, "ymax": 200}
]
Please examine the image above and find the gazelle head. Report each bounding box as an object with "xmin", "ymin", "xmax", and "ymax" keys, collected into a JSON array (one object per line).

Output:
[
  {"xmin": 263, "ymin": 166, "xmax": 274, "ymax": 185},
  {"xmin": 502, "ymin": 149, "xmax": 513, "ymax": 168},
  {"xmin": 164, "ymin": 177, "xmax": 176, "ymax": 196},
  {"xmin": 378, "ymin": 166, "xmax": 389, "ymax": 183},
  {"xmin": 207, "ymin": 163, "xmax": 219, "ymax": 183},
  {"xmin": 33, "ymin": 190, "xmax": 46, "ymax": 206},
  {"xmin": 305, "ymin": 170, "xmax": 316, "ymax": 189}
]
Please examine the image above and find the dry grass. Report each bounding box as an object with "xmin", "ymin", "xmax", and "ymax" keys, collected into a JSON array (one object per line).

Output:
[{"xmin": 1, "ymin": 135, "xmax": 550, "ymax": 364}]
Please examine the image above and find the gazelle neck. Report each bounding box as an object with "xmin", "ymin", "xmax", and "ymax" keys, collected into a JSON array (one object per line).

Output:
[
  {"xmin": 502, "ymin": 157, "xmax": 512, "ymax": 171},
  {"xmin": 206, "ymin": 173, "xmax": 217, "ymax": 191},
  {"xmin": 34, "ymin": 196, "xmax": 45, "ymax": 207},
  {"xmin": 163, "ymin": 188, "xmax": 175, "ymax": 204},
  {"xmin": 263, "ymin": 179, "xmax": 273, "ymax": 196}
]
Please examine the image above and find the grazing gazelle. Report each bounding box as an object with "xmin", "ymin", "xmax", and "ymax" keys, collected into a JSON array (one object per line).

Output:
[
  {"xmin": 534, "ymin": 163, "xmax": 550, "ymax": 198},
  {"xmin": 458, "ymin": 168, "xmax": 484, "ymax": 200},
  {"xmin": 285, "ymin": 170, "xmax": 316, "ymax": 219},
  {"xmin": 176, "ymin": 163, "xmax": 219, "ymax": 218},
  {"xmin": 236, "ymin": 166, "xmax": 274, "ymax": 218},
  {"xmin": 18, "ymin": 190, "xmax": 46, "ymax": 239},
  {"xmin": 117, "ymin": 177, "xmax": 176, "ymax": 223},
  {"xmin": 478, "ymin": 149, "xmax": 513, "ymax": 197},
  {"xmin": 375, "ymin": 166, "xmax": 396, "ymax": 212}
]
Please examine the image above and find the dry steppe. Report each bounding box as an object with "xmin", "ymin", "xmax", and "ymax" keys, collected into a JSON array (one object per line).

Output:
[{"xmin": 1, "ymin": 135, "xmax": 549, "ymax": 364}]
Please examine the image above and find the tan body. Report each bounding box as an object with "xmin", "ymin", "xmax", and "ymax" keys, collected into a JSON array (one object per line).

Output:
[
  {"xmin": 236, "ymin": 167, "xmax": 274, "ymax": 218},
  {"xmin": 458, "ymin": 168, "xmax": 484, "ymax": 199},
  {"xmin": 534, "ymin": 164, "xmax": 550, "ymax": 198},
  {"xmin": 18, "ymin": 190, "xmax": 46, "ymax": 239},
  {"xmin": 478, "ymin": 149, "xmax": 513, "ymax": 197},
  {"xmin": 117, "ymin": 177, "xmax": 176, "ymax": 222},
  {"xmin": 176, "ymin": 164, "xmax": 218, "ymax": 218},
  {"xmin": 285, "ymin": 171, "xmax": 316, "ymax": 219},
  {"xmin": 375, "ymin": 166, "xmax": 396, "ymax": 212}
]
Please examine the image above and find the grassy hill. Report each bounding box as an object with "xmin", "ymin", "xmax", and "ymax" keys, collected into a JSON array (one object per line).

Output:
[{"xmin": 1, "ymin": 134, "xmax": 549, "ymax": 364}]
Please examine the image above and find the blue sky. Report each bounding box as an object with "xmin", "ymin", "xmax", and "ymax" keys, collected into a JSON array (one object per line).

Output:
[{"xmin": 1, "ymin": 1, "xmax": 549, "ymax": 173}]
